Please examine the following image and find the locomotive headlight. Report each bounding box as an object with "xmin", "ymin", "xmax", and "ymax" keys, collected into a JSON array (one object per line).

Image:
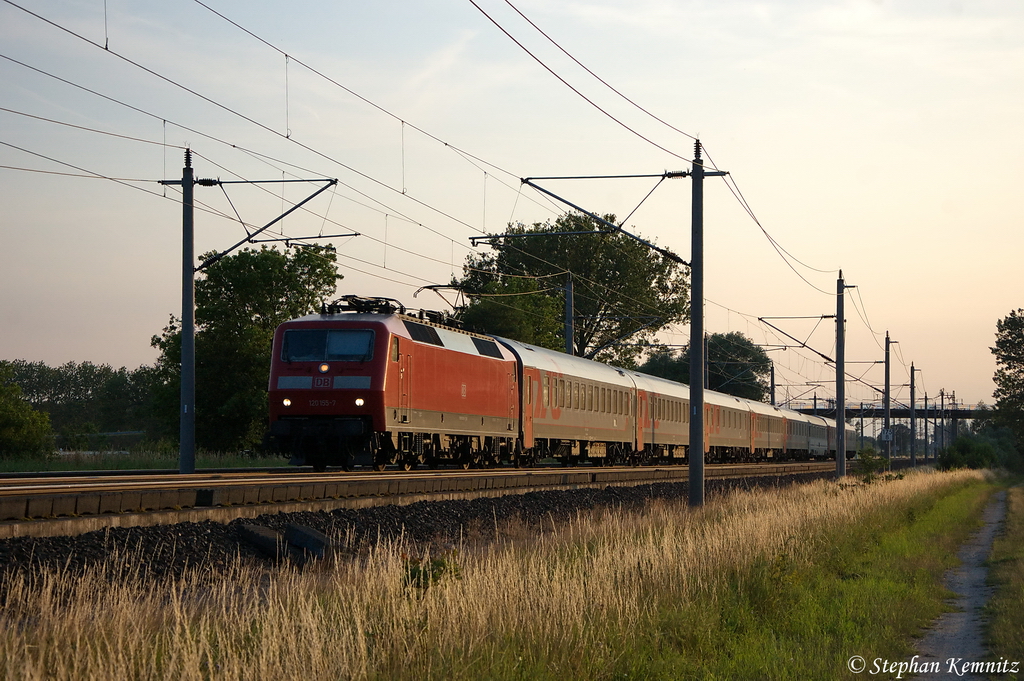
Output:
[
  {"xmin": 282, "ymin": 398, "xmax": 292, "ymax": 407},
  {"xmin": 355, "ymin": 398, "xmax": 365, "ymax": 407},
  {"xmin": 318, "ymin": 363, "xmax": 330, "ymax": 373}
]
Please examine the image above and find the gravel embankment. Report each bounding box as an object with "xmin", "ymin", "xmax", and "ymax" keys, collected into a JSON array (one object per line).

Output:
[{"xmin": 0, "ymin": 472, "xmax": 830, "ymax": 582}]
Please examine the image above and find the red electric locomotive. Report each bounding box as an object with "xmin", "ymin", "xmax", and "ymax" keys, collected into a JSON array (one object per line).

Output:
[{"xmin": 266, "ymin": 297, "xmax": 520, "ymax": 471}]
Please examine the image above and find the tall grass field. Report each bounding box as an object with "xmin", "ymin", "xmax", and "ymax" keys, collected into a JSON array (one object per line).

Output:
[{"xmin": 0, "ymin": 468, "xmax": 1006, "ymax": 680}]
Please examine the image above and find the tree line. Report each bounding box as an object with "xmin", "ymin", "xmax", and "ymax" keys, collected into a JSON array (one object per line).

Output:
[{"xmin": 0, "ymin": 360, "xmax": 156, "ymax": 453}]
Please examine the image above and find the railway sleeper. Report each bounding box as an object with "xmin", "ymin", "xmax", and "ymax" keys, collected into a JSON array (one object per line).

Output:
[{"xmin": 238, "ymin": 523, "xmax": 336, "ymax": 567}]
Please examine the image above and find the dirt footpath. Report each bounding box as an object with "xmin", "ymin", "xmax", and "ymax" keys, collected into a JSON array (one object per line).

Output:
[{"xmin": 913, "ymin": 490, "xmax": 1008, "ymax": 680}]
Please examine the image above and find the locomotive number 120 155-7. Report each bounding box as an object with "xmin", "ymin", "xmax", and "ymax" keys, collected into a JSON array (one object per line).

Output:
[{"xmin": 308, "ymin": 400, "xmax": 337, "ymax": 407}]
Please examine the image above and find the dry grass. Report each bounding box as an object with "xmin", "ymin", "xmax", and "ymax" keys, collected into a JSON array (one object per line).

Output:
[{"xmin": 0, "ymin": 468, "xmax": 990, "ymax": 680}]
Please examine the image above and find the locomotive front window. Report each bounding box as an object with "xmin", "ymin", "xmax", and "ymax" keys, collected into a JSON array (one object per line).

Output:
[{"xmin": 282, "ymin": 329, "xmax": 375, "ymax": 362}]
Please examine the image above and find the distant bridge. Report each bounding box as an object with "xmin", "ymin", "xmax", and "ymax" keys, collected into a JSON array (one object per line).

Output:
[{"xmin": 794, "ymin": 406, "xmax": 986, "ymax": 421}]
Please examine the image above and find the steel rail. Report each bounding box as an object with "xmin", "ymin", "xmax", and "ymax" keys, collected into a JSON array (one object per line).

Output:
[{"xmin": 0, "ymin": 462, "xmax": 836, "ymax": 497}]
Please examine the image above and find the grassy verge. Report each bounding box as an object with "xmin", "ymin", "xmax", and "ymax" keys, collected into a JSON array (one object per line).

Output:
[
  {"xmin": 0, "ymin": 450, "xmax": 286, "ymax": 472},
  {"xmin": 627, "ymin": 474, "xmax": 994, "ymax": 679},
  {"xmin": 0, "ymin": 469, "xmax": 994, "ymax": 680},
  {"xmin": 986, "ymin": 482, "xmax": 1024, "ymax": 667}
]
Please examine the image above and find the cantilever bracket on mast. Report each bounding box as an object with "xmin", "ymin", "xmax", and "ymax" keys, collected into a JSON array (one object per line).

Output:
[
  {"xmin": 194, "ymin": 178, "xmax": 339, "ymax": 271},
  {"xmin": 757, "ymin": 316, "xmax": 836, "ymax": 363},
  {"xmin": 520, "ymin": 174, "xmax": 690, "ymax": 266}
]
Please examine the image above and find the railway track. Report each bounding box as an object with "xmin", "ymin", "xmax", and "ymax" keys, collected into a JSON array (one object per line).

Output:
[{"xmin": 1, "ymin": 461, "xmax": 839, "ymax": 539}]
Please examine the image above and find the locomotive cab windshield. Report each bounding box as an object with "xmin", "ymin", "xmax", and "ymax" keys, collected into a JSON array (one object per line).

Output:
[{"xmin": 281, "ymin": 329, "xmax": 375, "ymax": 363}]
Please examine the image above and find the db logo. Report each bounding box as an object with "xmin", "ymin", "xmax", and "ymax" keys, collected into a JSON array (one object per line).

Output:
[{"xmin": 313, "ymin": 377, "xmax": 332, "ymax": 388}]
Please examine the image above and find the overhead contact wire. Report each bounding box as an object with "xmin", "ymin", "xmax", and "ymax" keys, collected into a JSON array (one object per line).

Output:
[
  {"xmin": 466, "ymin": 0, "xmax": 694, "ymax": 166},
  {"xmin": 2, "ymin": 0, "xmax": 490, "ymax": 240}
]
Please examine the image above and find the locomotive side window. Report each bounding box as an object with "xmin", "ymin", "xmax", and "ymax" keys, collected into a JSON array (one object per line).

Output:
[
  {"xmin": 559, "ymin": 380, "xmax": 565, "ymax": 408},
  {"xmin": 403, "ymin": 321, "xmax": 444, "ymax": 346},
  {"xmin": 543, "ymin": 376, "xmax": 549, "ymax": 407},
  {"xmin": 472, "ymin": 337, "xmax": 504, "ymax": 358},
  {"xmin": 390, "ymin": 337, "xmax": 399, "ymax": 362},
  {"xmin": 282, "ymin": 329, "xmax": 374, "ymax": 362}
]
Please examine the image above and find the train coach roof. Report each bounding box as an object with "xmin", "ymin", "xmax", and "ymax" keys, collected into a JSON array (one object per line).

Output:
[
  {"xmin": 626, "ymin": 370, "xmax": 765, "ymax": 414},
  {"xmin": 797, "ymin": 412, "xmax": 831, "ymax": 427},
  {"xmin": 494, "ymin": 337, "xmax": 635, "ymax": 387},
  {"xmin": 625, "ymin": 370, "xmax": 691, "ymax": 399},
  {"xmin": 745, "ymin": 399, "xmax": 786, "ymax": 418}
]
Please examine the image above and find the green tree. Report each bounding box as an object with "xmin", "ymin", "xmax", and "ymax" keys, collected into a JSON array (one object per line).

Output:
[
  {"xmin": 455, "ymin": 213, "xmax": 689, "ymax": 367},
  {"xmin": 937, "ymin": 429, "xmax": 1022, "ymax": 472},
  {"xmin": 638, "ymin": 332, "xmax": 772, "ymax": 402},
  {"xmin": 992, "ymin": 309, "xmax": 1024, "ymax": 449},
  {"xmin": 151, "ymin": 245, "xmax": 341, "ymax": 451},
  {"xmin": 0, "ymin": 365, "xmax": 54, "ymax": 458}
]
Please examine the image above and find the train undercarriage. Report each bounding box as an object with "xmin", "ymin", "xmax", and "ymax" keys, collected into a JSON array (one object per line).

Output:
[{"xmin": 268, "ymin": 418, "xmax": 835, "ymax": 471}]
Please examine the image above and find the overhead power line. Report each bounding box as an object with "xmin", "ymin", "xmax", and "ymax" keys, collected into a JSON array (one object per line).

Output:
[
  {"xmin": 0, "ymin": 53, "xmax": 433, "ymax": 236},
  {"xmin": 466, "ymin": 0, "xmax": 694, "ymax": 165},
  {"xmin": 2, "ymin": 0, "xmax": 498, "ymax": 240},
  {"xmin": 187, "ymin": 0, "xmax": 561, "ymax": 218},
  {"xmin": 479, "ymin": 0, "xmax": 838, "ymax": 294},
  {"xmin": 498, "ymin": 0, "xmax": 698, "ymax": 145},
  {"xmin": 0, "ymin": 106, "xmax": 185, "ymax": 149}
]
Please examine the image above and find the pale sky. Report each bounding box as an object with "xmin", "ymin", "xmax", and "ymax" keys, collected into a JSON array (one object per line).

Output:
[{"xmin": 2, "ymin": 0, "xmax": 1022, "ymax": 410}]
